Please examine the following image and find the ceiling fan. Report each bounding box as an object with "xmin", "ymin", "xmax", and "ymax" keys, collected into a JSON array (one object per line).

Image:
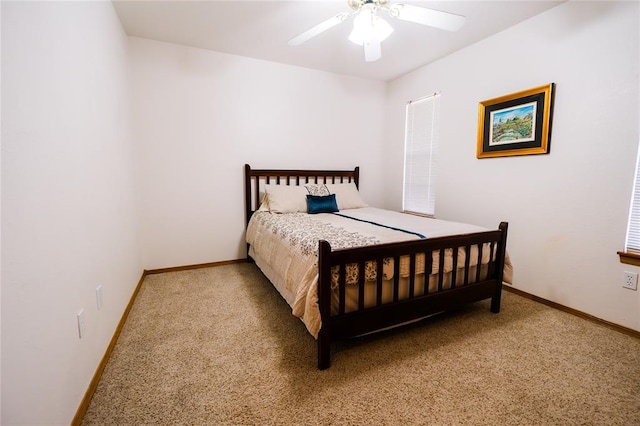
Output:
[{"xmin": 288, "ymin": 0, "xmax": 465, "ymax": 62}]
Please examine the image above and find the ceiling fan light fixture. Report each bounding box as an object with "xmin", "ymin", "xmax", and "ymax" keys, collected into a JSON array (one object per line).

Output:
[{"xmin": 348, "ymin": 8, "xmax": 393, "ymax": 46}]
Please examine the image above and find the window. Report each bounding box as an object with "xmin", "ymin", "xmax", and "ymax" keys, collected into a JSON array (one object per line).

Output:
[
  {"xmin": 403, "ymin": 93, "xmax": 440, "ymax": 216},
  {"xmin": 620, "ymin": 142, "xmax": 640, "ymax": 265}
]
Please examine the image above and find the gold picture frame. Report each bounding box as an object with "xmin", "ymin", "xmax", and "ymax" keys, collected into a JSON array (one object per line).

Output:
[{"xmin": 477, "ymin": 83, "xmax": 555, "ymax": 158}]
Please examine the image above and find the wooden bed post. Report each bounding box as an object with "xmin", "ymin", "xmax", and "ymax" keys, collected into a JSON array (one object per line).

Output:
[
  {"xmin": 317, "ymin": 240, "xmax": 332, "ymax": 370},
  {"xmin": 491, "ymin": 221, "xmax": 509, "ymax": 313},
  {"xmin": 244, "ymin": 164, "xmax": 254, "ymax": 262},
  {"xmin": 244, "ymin": 164, "xmax": 253, "ymax": 227}
]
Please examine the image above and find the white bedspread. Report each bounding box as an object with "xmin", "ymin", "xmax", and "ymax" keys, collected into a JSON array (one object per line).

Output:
[{"xmin": 246, "ymin": 207, "xmax": 512, "ymax": 338}]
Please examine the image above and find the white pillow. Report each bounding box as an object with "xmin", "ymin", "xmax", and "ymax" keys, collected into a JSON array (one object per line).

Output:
[
  {"xmin": 257, "ymin": 191, "xmax": 270, "ymax": 211},
  {"xmin": 263, "ymin": 184, "xmax": 308, "ymax": 213},
  {"xmin": 325, "ymin": 183, "xmax": 368, "ymax": 210}
]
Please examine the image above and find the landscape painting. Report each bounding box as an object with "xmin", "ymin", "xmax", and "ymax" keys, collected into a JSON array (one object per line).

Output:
[
  {"xmin": 477, "ymin": 83, "xmax": 555, "ymax": 158},
  {"xmin": 489, "ymin": 102, "xmax": 536, "ymax": 146}
]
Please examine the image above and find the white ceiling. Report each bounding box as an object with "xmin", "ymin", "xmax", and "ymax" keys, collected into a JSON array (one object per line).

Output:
[{"xmin": 112, "ymin": 0, "xmax": 564, "ymax": 81}]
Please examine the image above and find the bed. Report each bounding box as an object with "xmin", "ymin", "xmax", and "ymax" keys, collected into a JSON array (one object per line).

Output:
[{"xmin": 244, "ymin": 164, "xmax": 511, "ymax": 369}]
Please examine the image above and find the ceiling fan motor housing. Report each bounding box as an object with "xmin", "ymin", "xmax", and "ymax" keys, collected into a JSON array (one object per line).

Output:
[{"xmin": 348, "ymin": 0, "xmax": 392, "ymax": 12}]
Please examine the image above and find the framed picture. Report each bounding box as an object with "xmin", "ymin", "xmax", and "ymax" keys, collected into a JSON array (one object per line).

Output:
[{"xmin": 477, "ymin": 83, "xmax": 555, "ymax": 158}]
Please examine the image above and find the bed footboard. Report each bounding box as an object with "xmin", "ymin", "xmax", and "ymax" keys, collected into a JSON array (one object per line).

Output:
[{"xmin": 317, "ymin": 222, "xmax": 508, "ymax": 370}]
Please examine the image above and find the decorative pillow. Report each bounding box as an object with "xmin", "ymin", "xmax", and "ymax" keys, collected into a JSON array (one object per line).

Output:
[
  {"xmin": 304, "ymin": 183, "xmax": 331, "ymax": 196},
  {"xmin": 325, "ymin": 183, "xmax": 368, "ymax": 210},
  {"xmin": 306, "ymin": 194, "xmax": 339, "ymax": 214},
  {"xmin": 264, "ymin": 184, "xmax": 308, "ymax": 213}
]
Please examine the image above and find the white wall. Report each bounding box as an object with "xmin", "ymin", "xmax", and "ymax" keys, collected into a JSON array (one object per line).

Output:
[
  {"xmin": 130, "ymin": 38, "xmax": 388, "ymax": 269},
  {"xmin": 1, "ymin": 2, "xmax": 142, "ymax": 424},
  {"xmin": 385, "ymin": 1, "xmax": 640, "ymax": 331}
]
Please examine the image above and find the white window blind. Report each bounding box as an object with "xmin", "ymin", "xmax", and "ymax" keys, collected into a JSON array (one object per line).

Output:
[
  {"xmin": 403, "ymin": 93, "xmax": 440, "ymax": 216},
  {"xmin": 624, "ymin": 144, "xmax": 640, "ymax": 252}
]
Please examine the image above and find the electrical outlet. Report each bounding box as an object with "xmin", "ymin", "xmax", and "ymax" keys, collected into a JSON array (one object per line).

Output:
[
  {"xmin": 77, "ymin": 309, "xmax": 86, "ymax": 339},
  {"xmin": 96, "ymin": 285, "xmax": 103, "ymax": 310},
  {"xmin": 623, "ymin": 271, "xmax": 638, "ymax": 290}
]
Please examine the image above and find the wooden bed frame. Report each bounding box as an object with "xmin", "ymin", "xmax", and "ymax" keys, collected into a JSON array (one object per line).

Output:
[{"xmin": 244, "ymin": 164, "xmax": 508, "ymax": 370}]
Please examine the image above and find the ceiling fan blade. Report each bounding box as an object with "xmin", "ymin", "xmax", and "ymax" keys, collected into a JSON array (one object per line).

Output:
[
  {"xmin": 288, "ymin": 12, "xmax": 351, "ymax": 46},
  {"xmin": 389, "ymin": 4, "xmax": 465, "ymax": 31},
  {"xmin": 363, "ymin": 38, "xmax": 382, "ymax": 62}
]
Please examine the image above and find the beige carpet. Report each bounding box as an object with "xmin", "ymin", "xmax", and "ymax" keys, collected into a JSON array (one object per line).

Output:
[{"xmin": 82, "ymin": 263, "xmax": 640, "ymax": 425}]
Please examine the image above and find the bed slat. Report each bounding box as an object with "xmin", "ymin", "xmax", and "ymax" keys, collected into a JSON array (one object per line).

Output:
[
  {"xmin": 437, "ymin": 249, "xmax": 445, "ymax": 292},
  {"xmin": 357, "ymin": 261, "xmax": 365, "ymax": 311},
  {"xmin": 463, "ymin": 245, "xmax": 471, "ymax": 286},
  {"xmin": 408, "ymin": 253, "xmax": 416, "ymax": 298},
  {"xmin": 376, "ymin": 259, "xmax": 384, "ymax": 306},
  {"xmin": 451, "ymin": 247, "xmax": 459, "ymax": 289},
  {"xmin": 339, "ymin": 264, "xmax": 346, "ymax": 315},
  {"xmin": 475, "ymin": 244, "xmax": 483, "ymax": 283},
  {"xmin": 393, "ymin": 257, "xmax": 400, "ymax": 303},
  {"xmin": 425, "ymin": 251, "xmax": 432, "ymax": 295}
]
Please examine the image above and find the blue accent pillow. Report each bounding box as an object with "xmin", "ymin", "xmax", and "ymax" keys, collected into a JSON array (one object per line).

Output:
[{"xmin": 306, "ymin": 194, "xmax": 339, "ymax": 214}]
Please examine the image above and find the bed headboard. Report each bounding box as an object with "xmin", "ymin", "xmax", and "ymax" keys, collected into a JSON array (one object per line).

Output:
[{"xmin": 244, "ymin": 164, "xmax": 360, "ymax": 227}]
